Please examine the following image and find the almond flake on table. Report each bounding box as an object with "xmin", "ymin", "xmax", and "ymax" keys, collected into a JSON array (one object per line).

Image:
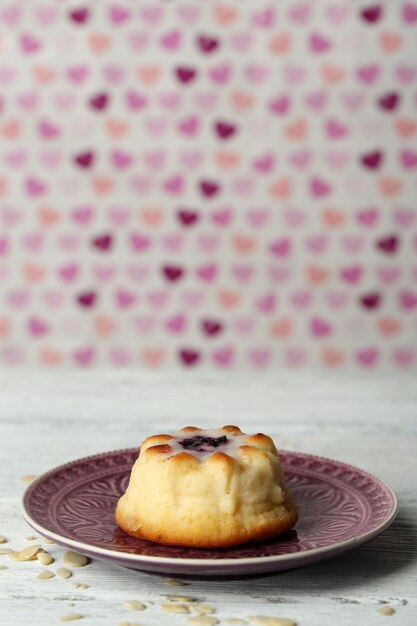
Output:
[
  {"xmin": 377, "ymin": 606, "xmax": 396, "ymax": 616},
  {"xmin": 0, "ymin": 535, "xmax": 6, "ymax": 543},
  {"xmin": 0, "ymin": 565, "xmax": 9, "ymax": 570},
  {"xmin": 187, "ymin": 617, "xmax": 219, "ymax": 626},
  {"xmin": 63, "ymin": 550, "xmax": 89, "ymax": 567},
  {"xmin": 193, "ymin": 603, "xmax": 216, "ymax": 615},
  {"xmin": 43, "ymin": 538, "xmax": 55, "ymax": 544},
  {"xmin": 71, "ymin": 583, "xmax": 89, "ymax": 589},
  {"xmin": 8, "ymin": 545, "xmax": 42, "ymax": 561},
  {"xmin": 59, "ymin": 614, "xmax": 84, "ymax": 622},
  {"xmin": 164, "ymin": 578, "xmax": 188, "ymax": 586},
  {"xmin": 57, "ymin": 567, "xmax": 72, "ymax": 579},
  {"xmin": 224, "ymin": 620, "xmax": 248, "ymax": 625},
  {"xmin": 124, "ymin": 600, "xmax": 146, "ymax": 611},
  {"xmin": 25, "ymin": 535, "xmax": 37, "ymax": 541},
  {"xmin": 118, "ymin": 622, "xmax": 141, "ymax": 626},
  {"xmin": 248, "ymin": 617, "xmax": 296, "ymax": 626},
  {"xmin": 0, "ymin": 548, "xmax": 13, "ymax": 555},
  {"xmin": 161, "ymin": 602, "xmax": 190, "ymax": 614},
  {"xmin": 37, "ymin": 550, "xmax": 54, "ymax": 565},
  {"xmin": 166, "ymin": 595, "xmax": 197, "ymax": 603},
  {"xmin": 20, "ymin": 474, "xmax": 38, "ymax": 484},
  {"xmin": 36, "ymin": 570, "xmax": 55, "ymax": 580}
]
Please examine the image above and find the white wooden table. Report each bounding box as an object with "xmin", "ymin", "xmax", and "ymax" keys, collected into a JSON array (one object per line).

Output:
[{"xmin": 0, "ymin": 371, "xmax": 416, "ymax": 625}]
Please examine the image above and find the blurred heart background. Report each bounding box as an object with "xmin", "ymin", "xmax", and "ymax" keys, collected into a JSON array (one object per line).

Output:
[{"xmin": 0, "ymin": 1, "xmax": 416, "ymax": 369}]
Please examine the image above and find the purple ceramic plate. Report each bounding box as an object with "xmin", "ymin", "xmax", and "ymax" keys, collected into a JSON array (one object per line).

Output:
[{"xmin": 22, "ymin": 449, "xmax": 397, "ymax": 576}]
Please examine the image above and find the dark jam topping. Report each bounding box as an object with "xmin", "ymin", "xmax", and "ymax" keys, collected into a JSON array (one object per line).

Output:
[{"xmin": 179, "ymin": 435, "xmax": 228, "ymax": 452}]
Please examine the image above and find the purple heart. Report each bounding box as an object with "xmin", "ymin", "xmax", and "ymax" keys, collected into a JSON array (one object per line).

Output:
[
  {"xmin": 361, "ymin": 150, "xmax": 383, "ymax": 170},
  {"xmin": 92, "ymin": 233, "xmax": 113, "ymax": 252},
  {"xmin": 403, "ymin": 3, "xmax": 417, "ymax": 23},
  {"xmin": 74, "ymin": 151, "xmax": 95, "ymax": 169},
  {"xmin": 214, "ymin": 120, "xmax": 236, "ymax": 139},
  {"xmin": 77, "ymin": 291, "xmax": 97, "ymax": 308},
  {"xmin": 197, "ymin": 35, "xmax": 219, "ymax": 53},
  {"xmin": 69, "ymin": 8, "xmax": 89, "ymax": 24},
  {"xmin": 201, "ymin": 319, "xmax": 223, "ymax": 337},
  {"xmin": 360, "ymin": 292, "xmax": 382, "ymax": 310},
  {"xmin": 361, "ymin": 5, "xmax": 383, "ymax": 23},
  {"xmin": 199, "ymin": 180, "xmax": 220, "ymax": 198},
  {"xmin": 309, "ymin": 32, "xmax": 332, "ymax": 53},
  {"xmin": 356, "ymin": 64, "xmax": 380, "ymax": 84},
  {"xmin": 28, "ymin": 317, "xmax": 49, "ymax": 336},
  {"xmin": 378, "ymin": 92, "xmax": 400, "ymax": 112},
  {"xmin": 179, "ymin": 349, "xmax": 201, "ymax": 366},
  {"xmin": 175, "ymin": 66, "xmax": 197, "ymax": 84},
  {"xmin": 89, "ymin": 92, "xmax": 109, "ymax": 111},
  {"xmin": 376, "ymin": 234, "xmax": 399, "ymax": 254},
  {"xmin": 125, "ymin": 90, "xmax": 147, "ymax": 111},
  {"xmin": 162, "ymin": 265, "xmax": 184, "ymax": 282},
  {"xmin": 177, "ymin": 210, "xmax": 199, "ymax": 226}
]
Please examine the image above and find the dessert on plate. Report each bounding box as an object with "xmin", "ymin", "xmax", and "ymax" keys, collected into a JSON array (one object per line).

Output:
[{"xmin": 115, "ymin": 425, "xmax": 298, "ymax": 548}]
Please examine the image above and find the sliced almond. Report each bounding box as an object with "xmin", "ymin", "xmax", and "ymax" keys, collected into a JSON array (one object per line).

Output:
[
  {"xmin": 59, "ymin": 615, "xmax": 84, "ymax": 622},
  {"xmin": 124, "ymin": 600, "xmax": 145, "ymax": 611},
  {"xmin": 118, "ymin": 622, "xmax": 141, "ymax": 626},
  {"xmin": 14, "ymin": 545, "xmax": 42, "ymax": 561},
  {"xmin": 248, "ymin": 618, "xmax": 296, "ymax": 626},
  {"xmin": 161, "ymin": 603, "xmax": 190, "ymax": 614},
  {"xmin": 0, "ymin": 535, "xmax": 6, "ymax": 543},
  {"xmin": 0, "ymin": 565, "xmax": 9, "ymax": 570},
  {"xmin": 25, "ymin": 535, "xmax": 37, "ymax": 541},
  {"xmin": 164, "ymin": 578, "xmax": 188, "ymax": 586},
  {"xmin": 71, "ymin": 583, "xmax": 89, "ymax": 589},
  {"xmin": 36, "ymin": 570, "xmax": 55, "ymax": 580},
  {"xmin": 167, "ymin": 595, "xmax": 197, "ymax": 603},
  {"xmin": 0, "ymin": 548, "xmax": 13, "ymax": 555},
  {"xmin": 37, "ymin": 550, "xmax": 54, "ymax": 566},
  {"xmin": 63, "ymin": 550, "xmax": 89, "ymax": 567},
  {"xmin": 44, "ymin": 538, "xmax": 55, "ymax": 544},
  {"xmin": 187, "ymin": 618, "xmax": 219, "ymax": 626},
  {"xmin": 20, "ymin": 474, "xmax": 37, "ymax": 484},
  {"xmin": 193, "ymin": 603, "xmax": 216, "ymax": 615},
  {"xmin": 224, "ymin": 620, "xmax": 248, "ymax": 625},
  {"xmin": 377, "ymin": 606, "xmax": 395, "ymax": 616},
  {"xmin": 57, "ymin": 567, "xmax": 72, "ymax": 579}
]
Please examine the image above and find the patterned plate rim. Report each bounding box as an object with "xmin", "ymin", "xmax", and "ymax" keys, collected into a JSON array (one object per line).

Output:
[{"xmin": 21, "ymin": 448, "xmax": 398, "ymax": 567}]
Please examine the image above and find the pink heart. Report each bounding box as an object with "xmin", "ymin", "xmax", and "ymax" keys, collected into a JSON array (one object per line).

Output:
[
  {"xmin": 291, "ymin": 290, "xmax": 313, "ymax": 309},
  {"xmin": 232, "ymin": 264, "xmax": 254, "ymax": 283},
  {"xmin": 130, "ymin": 176, "xmax": 152, "ymax": 193},
  {"xmin": 269, "ymin": 95, "xmax": 291, "ymax": 115},
  {"xmin": 111, "ymin": 150, "xmax": 133, "ymax": 169},
  {"xmin": 377, "ymin": 266, "xmax": 401, "ymax": 285},
  {"xmin": 245, "ymin": 64, "xmax": 269, "ymax": 83},
  {"xmin": 109, "ymin": 5, "xmax": 130, "ymax": 24},
  {"xmin": 180, "ymin": 150, "xmax": 203, "ymax": 169},
  {"xmin": 58, "ymin": 264, "xmax": 79, "ymax": 282},
  {"xmin": 126, "ymin": 90, "xmax": 148, "ymax": 111},
  {"xmin": 22, "ymin": 232, "xmax": 45, "ymax": 253},
  {"xmin": 8, "ymin": 289, "xmax": 30, "ymax": 308},
  {"xmin": 394, "ymin": 207, "xmax": 416, "ymax": 227},
  {"xmin": 340, "ymin": 266, "xmax": 363, "ymax": 284},
  {"xmin": 197, "ymin": 233, "xmax": 220, "ymax": 253},
  {"xmin": 2, "ymin": 347, "xmax": 25, "ymax": 366},
  {"xmin": 310, "ymin": 317, "xmax": 332, "ymax": 337},
  {"xmin": 325, "ymin": 118, "xmax": 348, "ymax": 139},
  {"xmin": 212, "ymin": 347, "xmax": 235, "ymax": 367},
  {"xmin": 103, "ymin": 64, "xmax": 125, "ymax": 84},
  {"xmin": 57, "ymin": 233, "xmax": 81, "ymax": 252},
  {"xmin": 342, "ymin": 235, "xmax": 365, "ymax": 253},
  {"xmin": 196, "ymin": 264, "xmax": 218, "ymax": 282},
  {"xmin": 42, "ymin": 290, "xmax": 64, "ymax": 309},
  {"xmin": 115, "ymin": 289, "xmax": 136, "ymax": 309},
  {"xmin": 304, "ymin": 90, "xmax": 327, "ymax": 112},
  {"xmin": 252, "ymin": 7, "xmax": 275, "ymax": 27},
  {"xmin": 147, "ymin": 290, "xmax": 170, "ymax": 308},
  {"xmin": 71, "ymin": 206, "xmax": 94, "ymax": 226},
  {"xmin": 269, "ymin": 238, "xmax": 292, "ymax": 257},
  {"xmin": 20, "ymin": 33, "xmax": 42, "ymax": 54},
  {"xmin": 356, "ymin": 207, "xmax": 379, "ymax": 227},
  {"xmin": 178, "ymin": 116, "xmax": 199, "ymax": 137},
  {"xmin": 3, "ymin": 150, "xmax": 27, "ymax": 168},
  {"xmin": 282, "ymin": 63, "xmax": 306, "ymax": 84},
  {"xmin": 233, "ymin": 316, "xmax": 256, "ymax": 335},
  {"xmin": 252, "ymin": 153, "xmax": 275, "ymax": 173},
  {"xmin": 159, "ymin": 91, "xmax": 182, "ymax": 111},
  {"xmin": 126, "ymin": 264, "xmax": 150, "ymax": 282},
  {"xmin": 399, "ymin": 290, "xmax": 417, "ymax": 310},
  {"xmin": 128, "ymin": 32, "xmax": 150, "ymax": 51},
  {"xmin": 310, "ymin": 32, "xmax": 332, "ymax": 53},
  {"xmin": 325, "ymin": 4, "xmax": 350, "ymax": 23},
  {"xmin": 342, "ymin": 91, "xmax": 365, "ymax": 112},
  {"xmin": 356, "ymin": 64, "xmax": 380, "ymax": 84},
  {"xmin": 356, "ymin": 348, "xmax": 379, "ymax": 368},
  {"xmin": 16, "ymin": 91, "xmax": 39, "ymax": 112},
  {"xmin": 287, "ymin": 3, "xmax": 311, "ymax": 24},
  {"xmin": 39, "ymin": 150, "xmax": 62, "ymax": 168},
  {"xmin": 268, "ymin": 266, "xmax": 291, "ymax": 283},
  {"xmin": 53, "ymin": 92, "xmax": 76, "ymax": 112},
  {"xmin": 109, "ymin": 348, "xmax": 131, "ymax": 367},
  {"xmin": 285, "ymin": 348, "xmax": 307, "ymax": 367},
  {"xmin": 143, "ymin": 150, "xmax": 166, "ymax": 170},
  {"xmin": 392, "ymin": 349, "xmax": 415, "ymax": 367},
  {"xmin": 73, "ymin": 347, "xmax": 95, "ymax": 367},
  {"xmin": 230, "ymin": 32, "xmax": 253, "ymax": 52},
  {"xmin": 310, "ymin": 177, "xmax": 332, "ymax": 197},
  {"xmin": 34, "ymin": 6, "xmax": 57, "ymax": 25},
  {"xmin": 246, "ymin": 207, "xmax": 270, "ymax": 227},
  {"xmin": 208, "ymin": 64, "xmax": 231, "ymax": 84},
  {"xmin": 163, "ymin": 175, "xmax": 184, "ymax": 195},
  {"xmin": 325, "ymin": 151, "xmax": 349, "ymax": 169},
  {"xmin": 133, "ymin": 316, "xmax": 155, "ymax": 334},
  {"xmin": 38, "ymin": 119, "xmax": 60, "ymax": 139},
  {"xmin": 232, "ymin": 176, "xmax": 255, "ymax": 196},
  {"xmin": 288, "ymin": 150, "xmax": 312, "ymax": 169},
  {"xmin": 160, "ymin": 30, "xmax": 182, "ymax": 50},
  {"xmin": 107, "ymin": 206, "xmax": 130, "ymax": 226},
  {"xmin": 140, "ymin": 4, "xmax": 164, "ymax": 25},
  {"xmin": 248, "ymin": 348, "xmax": 271, "ymax": 367},
  {"xmin": 325, "ymin": 290, "xmax": 348, "ymax": 310},
  {"xmin": 92, "ymin": 264, "xmax": 116, "ymax": 282},
  {"xmin": 0, "ymin": 6, "xmax": 21, "ymax": 26},
  {"xmin": 25, "ymin": 177, "xmax": 47, "ymax": 197},
  {"xmin": 394, "ymin": 63, "xmax": 416, "ymax": 84},
  {"xmin": 305, "ymin": 234, "xmax": 328, "ymax": 253},
  {"xmin": 163, "ymin": 233, "xmax": 184, "ymax": 252},
  {"xmin": 400, "ymin": 149, "xmax": 417, "ymax": 169},
  {"xmin": 403, "ymin": 3, "xmax": 417, "ymax": 24},
  {"xmin": 0, "ymin": 66, "xmax": 16, "ymax": 84},
  {"xmin": 256, "ymin": 293, "xmax": 277, "ymax": 313},
  {"xmin": 1, "ymin": 208, "xmax": 23, "ymax": 227},
  {"xmin": 165, "ymin": 314, "xmax": 187, "ymax": 334},
  {"xmin": 211, "ymin": 208, "xmax": 233, "ymax": 227},
  {"xmin": 144, "ymin": 117, "xmax": 167, "ymax": 137},
  {"xmin": 177, "ymin": 4, "xmax": 201, "ymax": 24},
  {"xmin": 182, "ymin": 290, "xmax": 205, "ymax": 308},
  {"xmin": 194, "ymin": 91, "xmax": 218, "ymax": 112}
]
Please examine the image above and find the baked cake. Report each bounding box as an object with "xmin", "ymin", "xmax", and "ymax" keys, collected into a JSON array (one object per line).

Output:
[{"xmin": 115, "ymin": 425, "xmax": 298, "ymax": 548}]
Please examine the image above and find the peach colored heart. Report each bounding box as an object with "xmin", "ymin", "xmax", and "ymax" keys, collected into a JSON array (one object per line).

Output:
[
  {"xmin": 321, "ymin": 63, "xmax": 345, "ymax": 84},
  {"xmin": 379, "ymin": 31, "xmax": 403, "ymax": 53},
  {"xmin": 269, "ymin": 32, "xmax": 291, "ymax": 54},
  {"xmin": 269, "ymin": 177, "xmax": 292, "ymax": 199},
  {"xmin": 215, "ymin": 151, "xmax": 240, "ymax": 169},
  {"xmin": 321, "ymin": 207, "xmax": 345, "ymax": 228},
  {"xmin": 217, "ymin": 290, "xmax": 241, "ymax": 309},
  {"xmin": 395, "ymin": 118, "xmax": 417, "ymax": 139},
  {"xmin": 105, "ymin": 118, "xmax": 130, "ymax": 138},
  {"xmin": 213, "ymin": 4, "xmax": 238, "ymax": 25},
  {"xmin": 230, "ymin": 90, "xmax": 255, "ymax": 112},
  {"xmin": 141, "ymin": 347, "xmax": 165, "ymax": 367},
  {"xmin": 38, "ymin": 206, "xmax": 60, "ymax": 226},
  {"xmin": 306, "ymin": 264, "xmax": 329, "ymax": 284},
  {"xmin": 0, "ymin": 317, "xmax": 11, "ymax": 337},
  {"xmin": 322, "ymin": 348, "xmax": 345, "ymax": 367},
  {"xmin": 94, "ymin": 315, "xmax": 118, "ymax": 337},
  {"xmin": 270, "ymin": 317, "xmax": 292, "ymax": 338},
  {"xmin": 39, "ymin": 348, "xmax": 63, "ymax": 366},
  {"xmin": 32, "ymin": 65, "xmax": 56, "ymax": 85},
  {"xmin": 284, "ymin": 118, "xmax": 308, "ymax": 140},
  {"xmin": 233, "ymin": 234, "xmax": 256, "ymax": 253},
  {"xmin": 88, "ymin": 33, "xmax": 111, "ymax": 54},
  {"xmin": 377, "ymin": 317, "xmax": 402, "ymax": 337},
  {"xmin": 23, "ymin": 263, "xmax": 46, "ymax": 283},
  {"xmin": 140, "ymin": 207, "xmax": 164, "ymax": 227},
  {"xmin": 378, "ymin": 177, "xmax": 402, "ymax": 196},
  {"xmin": 1, "ymin": 118, "xmax": 21, "ymax": 140},
  {"xmin": 136, "ymin": 65, "xmax": 162, "ymax": 85},
  {"xmin": 91, "ymin": 176, "xmax": 115, "ymax": 195}
]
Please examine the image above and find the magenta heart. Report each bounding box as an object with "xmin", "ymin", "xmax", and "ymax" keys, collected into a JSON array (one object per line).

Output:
[
  {"xmin": 376, "ymin": 234, "xmax": 399, "ymax": 254},
  {"xmin": 57, "ymin": 263, "xmax": 79, "ymax": 282},
  {"xmin": 291, "ymin": 290, "xmax": 312, "ymax": 310},
  {"xmin": 115, "ymin": 289, "xmax": 136, "ymax": 309},
  {"xmin": 164, "ymin": 175, "xmax": 184, "ymax": 195},
  {"xmin": 378, "ymin": 91, "xmax": 400, "ymax": 112},
  {"xmin": 309, "ymin": 177, "xmax": 332, "ymax": 198},
  {"xmin": 126, "ymin": 90, "xmax": 147, "ymax": 111},
  {"xmin": 198, "ymin": 34, "xmax": 221, "ymax": 53},
  {"xmin": 269, "ymin": 95, "xmax": 291, "ymax": 115},
  {"xmin": 166, "ymin": 314, "xmax": 187, "ymax": 334},
  {"xmin": 361, "ymin": 150, "xmax": 383, "ymax": 170},
  {"xmin": 201, "ymin": 319, "xmax": 223, "ymax": 337},
  {"xmin": 178, "ymin": 116, "xmax": 199, "ymax": 137},
  {"xmin": 361, "ymin": 5, "xmax": 383, "ymax": 22},
  {"xmin": 109, "ymin": 5, "xmax": 130, "ymax": 24},
  {"xmin": 25, "ymin": 177, "xmax": 47, "ymax": 196},
  {"xmin": 212, "ymin": 347, "xmax": 234, "ymax": 367},
  {"xmin": 325, "ymin": 118, "xmax": 348, "ymax": 139},
  {"xmin": 92, "ymin": 233, "xmax": 113, "ymax": 252},
  {"xmin": 356, "ymin": 207, "xmax": 380, "ymax": 227},
  {"xmin": 360, "ymin": 292, "xmax": 381, "ymax": 310},
  {"xmin": 214, "ymin": 120, "xmax": 237, "ymax": 140},
  {"xmin": 304, "ymin": 90, "xmax": 327, "ymax": 112},
  {"xmin": 162, "ymin": 265, "xmax": 184, "ymax": 282},
  {"xmin": 147, "ymin": 290, "xmax": 170, "ymax": 308},
  {"xmin": 208, "ymin": 64, "xmax": 231, "ymax": 84},
  {"xmin": 111, "ymin": 150, "xmax": 133, "ymax": 169},
  {"xmin": 211, "ymin": 208, "xmax": 233, "ymax": 227},
  {"xmin": 73, "ymin": 347, "xmax": 95, "ymax": 367},
  {"xmin": 199, "ymin": 179, "xmax": 220, "ymax": 198},
  {"xmin": 268, "ymin": 266, "xmax": 291, "ymax": 283},
  {"xmin": 356, "ymin": 348, "xmax": 379, "ymax": 368},
  {"xmin": 175, "ymin": 66, "xmax": 197, "ymax": 84},
  {"xmin": 269, "ymin": 238, "xmax": 292, "ymax": 257},
  {"xmin": 196, "ymin": 264, "xmax": 218, "ymax": 282},
  {"xmin": 403, "ymin": 3, "xmax": 417, "ymax": 23},
  {"xmin": 310, "ymin": 317, "xmax": 332, "ymax": 337},
  {"xmin": 177, "ymin": 209, "xmax": 199, "ymax": 227},
  {"xmin": 71, "ymin": 205, "xmax": 94, "ymax": 226},
  {"xmin": 340, "ymin": 265, "xmax": 363, "ymax": 284},
  {"xmin": 284, "ymin": 348, "xmax": 307, "ymax": 367},
  {"xmin": 310, "ymin": 32, "xmax": 332, "ymax": 53},
  {"xmin": 399, "ymin": 290, "xmax": 417, "ymax": 310},
  {"xmin": 68, "ymin": 7, "xmax": 89, "ymax": 24},
  {"xmin": 248, "ymin": 348, "xmax": 271, "ymax": 367},
  {"xmin": 160, "ymin": 30, "xmax": 182, "ymax": 50},
  {"xmin": 74, "ymin": 150, "xmax": 94, "ymax": 169},
  {"xmin": 394, "ymin": 207, "xmax": 416, "ymax": 227},
  {"xmin": 232, "ymin": 264, "xmax": 254, "ymax": 283},
  {"xmin": 38, "ymin": 119, "xmax": 60, "ymax": 139},
  {"xmin": 8, "ymin": 289, "xmax": 30, "ymax": 308},
  {"xmin": 179, "ymin": 349, "xmax": 201, "ymax": 367},
  {"xmin": 89, "ymin": 92, "xmax": 109, "ymax": 111},
  {"xmin": 233, "ymin": 316, "xmax": 256, "ymax": 335},
  {"xmin": 256, "ymin": 293, "xmax": 277, "ymax": 314}
]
